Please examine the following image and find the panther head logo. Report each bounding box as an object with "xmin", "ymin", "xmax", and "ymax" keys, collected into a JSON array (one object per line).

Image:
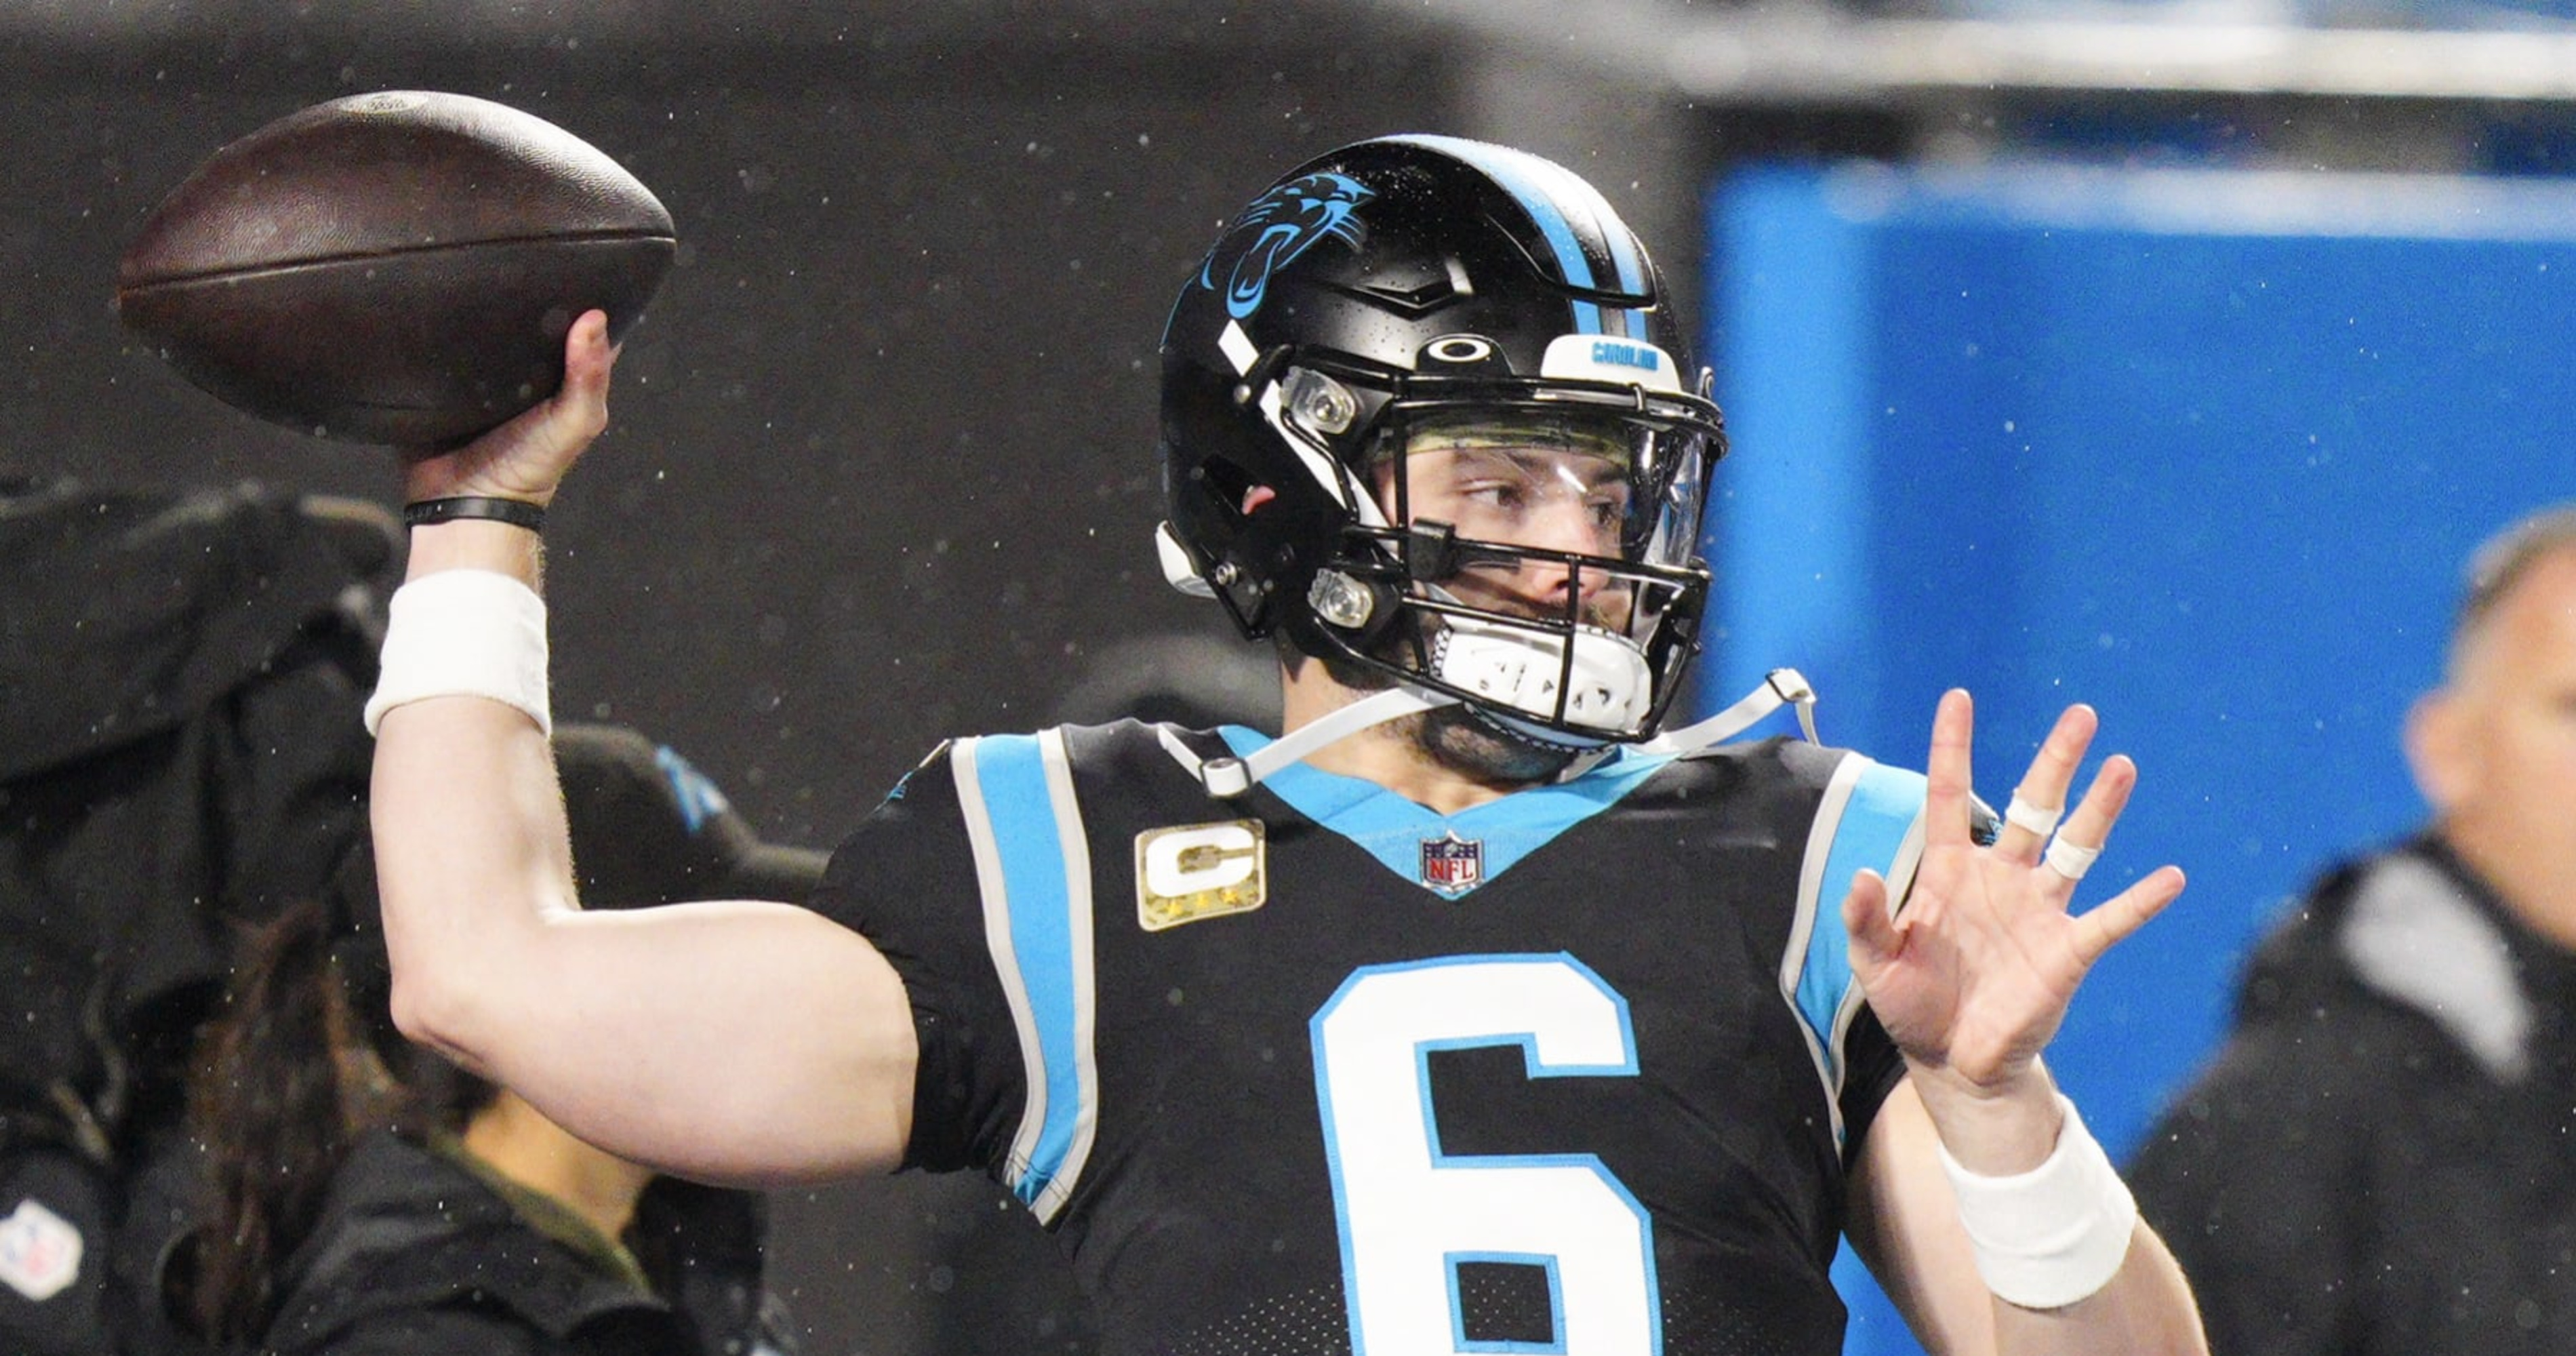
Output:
[{"xmin": 1198, "ymin": 172, "xmax": 1373, "ymax": 321}]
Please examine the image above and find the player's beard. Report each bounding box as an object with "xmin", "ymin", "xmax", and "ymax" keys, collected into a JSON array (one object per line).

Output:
[
  {"xmin": 1306, "ymin": 659, "xmax": 1579, "ymax": 787},
  {"xmin": 1413, "ymin": 701, "xmax": 1582, "ymax": 785}
]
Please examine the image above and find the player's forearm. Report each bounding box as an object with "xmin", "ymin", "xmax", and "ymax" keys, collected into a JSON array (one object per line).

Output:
[
  {"xmin": 371, "ymin": 517, "xmax": 573, "ymax": 1071},
  {"xmin": 1910, "ymin": 1068, "xmax": 2210, "ymax": 1355},
  {"xmin": 1904, "ymin": 1060, "xmax": 2061, "ymax": 1174},
  {"xmin": 1992, "ymin": 1227, "xmax": 2209, "ymax": 1356},
  {"xmin": 399, "ymin": 511, "xmax": 544, "ymax": 586}
]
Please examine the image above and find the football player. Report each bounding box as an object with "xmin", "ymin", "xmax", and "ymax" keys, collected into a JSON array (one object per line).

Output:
[{"xmin": 367, "ymin": 136, "xmax": 2207, "ymax": 1354}]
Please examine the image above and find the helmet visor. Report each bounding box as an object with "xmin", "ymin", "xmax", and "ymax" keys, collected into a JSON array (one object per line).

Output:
[
  {"xmin": 1340, "ymin": 405, "xmax": 1716, "ymax": 741},
  {"xmin": 1376, "ymin": 406, "xmax": 1711, "ymax": 575}
]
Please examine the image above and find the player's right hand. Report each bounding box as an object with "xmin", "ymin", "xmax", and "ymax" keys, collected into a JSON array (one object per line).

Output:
[{"xmin": 398, "ymin": 308, "xmax": 616, "ymax": 509}]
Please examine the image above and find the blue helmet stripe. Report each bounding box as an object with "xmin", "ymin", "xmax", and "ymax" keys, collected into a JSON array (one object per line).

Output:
[
  {"xmin": 1388, "ymin": 134, "xmax": 1651, "ymax": 339},
  {"xmin": 1392, "ymin": 134, "xmax": 1605, "ymax": 335}
]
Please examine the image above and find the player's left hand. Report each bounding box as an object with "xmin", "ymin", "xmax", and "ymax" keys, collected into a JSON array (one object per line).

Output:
[{"xmin": 1841, "ymin": 689, "xmax": 2186, "ymax": 1102}]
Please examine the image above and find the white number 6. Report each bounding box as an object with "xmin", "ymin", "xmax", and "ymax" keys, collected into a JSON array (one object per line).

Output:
[{"xmin": 1310, "ymin": 955, "xmax": 1661, "ymax": 1355}]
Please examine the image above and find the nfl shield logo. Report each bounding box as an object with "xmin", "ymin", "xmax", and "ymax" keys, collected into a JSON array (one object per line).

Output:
[{"xmin": 1419, "ymin": 831, "xmax": 1484, "ymax": 896}]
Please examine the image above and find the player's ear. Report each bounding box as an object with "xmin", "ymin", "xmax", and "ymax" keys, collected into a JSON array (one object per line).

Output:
[{"xmin": 2403, "ymin": 689, "xmax": 2473, "ymax": 816}]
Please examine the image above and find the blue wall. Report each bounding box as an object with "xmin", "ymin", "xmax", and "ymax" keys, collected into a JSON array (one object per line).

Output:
[{"xmin": 1703, "ymin": 161, "xmax": 2576, "ymax": 1355}]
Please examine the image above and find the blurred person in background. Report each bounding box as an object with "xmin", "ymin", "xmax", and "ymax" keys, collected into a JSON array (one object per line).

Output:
[
  {"xmin": 1, "ymin": 474, "xmax": 393, "ymax": 1356},
  {"xmin": 175, "ymin": 722, "xmax": 818, "ymax": 1356},
  {"xmin": 2133, "ymin": 503, "xmax": 2576, "ymax": 1354}
]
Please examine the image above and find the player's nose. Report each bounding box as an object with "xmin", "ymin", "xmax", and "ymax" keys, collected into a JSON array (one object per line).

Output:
[
  {"xmin": 1525, "ymin": 497, "xmax": 1607, "ymax": 567},
  {"xmin": 1518, "ymin": 501, "xmax": 1614, "ymax": 588}
]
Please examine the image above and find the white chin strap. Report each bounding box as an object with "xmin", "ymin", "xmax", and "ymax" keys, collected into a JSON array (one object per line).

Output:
[
  {"xmin": 1144, "ymin": 574, "xmax": 1822, "ymax": 797},
  {"xmin": 1155, "ymin": 662, "xmax": 1822, "ymax": 799},
  {"xmin": 1634, "ymin": 667, "xmax": 1819, "ymax": 755},
  {"xmin": 1156, "ymin": 522, "xmax": 1218, "ymax": 599},
  {"xmin": 1159, "ymin": 685, "xmax": 1459, "ymax": 797}
]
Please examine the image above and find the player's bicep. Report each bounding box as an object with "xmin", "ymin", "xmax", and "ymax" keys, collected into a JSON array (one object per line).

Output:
[
  {"xmin": 483, "ymin": 898, "xmax": 918, "ymax": 1186},
  {"xmin": 1844, "ymin": 1079, "xmax": 1998, "ymax": 1356}
]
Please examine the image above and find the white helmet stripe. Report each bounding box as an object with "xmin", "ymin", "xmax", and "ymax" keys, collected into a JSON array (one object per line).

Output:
[{"xmin": 1221, "ymin": 320, "xmax": 1387, "ymax": 529}]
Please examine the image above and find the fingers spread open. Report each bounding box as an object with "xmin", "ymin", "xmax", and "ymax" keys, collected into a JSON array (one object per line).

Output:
[
  {"xmin": 1923, "ymin": 690, "xmax": 1977, "ymax": 850},
  {"xmin": 2069, "ymin": 864, "xmax": 2187, "ymax": 968},
  {"xmin": 2038, "ymin": 751, "xmax": 2138, "ymax": 893},
  {"xmin": 1992, "ymin": 704, "xmax": 2099, "ymax": 865}
]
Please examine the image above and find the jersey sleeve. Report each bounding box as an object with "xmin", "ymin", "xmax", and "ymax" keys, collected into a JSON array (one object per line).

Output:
[
  {"xmin": 1835, "ymin": 1003, "xmax": 1908, "ymax": 1161},
  {"xmin": 805, "ymin": 730, "xmax": 1109, "ymax": 1229},
  {"xmin": 1782, "ymin": 750, "xmax": 1929, "ymax": 1159},
  {"xmin": 803, "ymin": 742, "xmax": 1032, "ymax": 1180}
]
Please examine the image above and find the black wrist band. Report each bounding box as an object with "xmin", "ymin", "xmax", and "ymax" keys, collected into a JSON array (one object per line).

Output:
[{"xmin": 401, "ymin": 496, "xmax": 547, "ymax": 534}]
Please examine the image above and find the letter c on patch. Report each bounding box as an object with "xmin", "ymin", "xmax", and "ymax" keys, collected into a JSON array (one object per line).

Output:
[{"xmin": 1143, "ymin": 822, "xmax": 1260, "ymax": 897}]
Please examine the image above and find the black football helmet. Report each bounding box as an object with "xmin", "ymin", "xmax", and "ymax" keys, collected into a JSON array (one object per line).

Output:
[{"xmin": 1157, "ymin": 134, "xmax": 1727, "ymax": 749}]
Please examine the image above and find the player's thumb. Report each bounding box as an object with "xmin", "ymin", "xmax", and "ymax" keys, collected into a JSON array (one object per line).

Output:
[
  {"xmin": 556, "ymin": 309, "xmax": 615, "ymax": 431},
  {"xmin": 1841, "ymin": 868, "xmax": 1900, "ymax": 971}
]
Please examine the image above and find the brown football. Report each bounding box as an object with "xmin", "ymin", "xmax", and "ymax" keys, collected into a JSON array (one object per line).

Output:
[{"xmin": 115, "ymin": 90, "xmax": 675, "ymax": 446}]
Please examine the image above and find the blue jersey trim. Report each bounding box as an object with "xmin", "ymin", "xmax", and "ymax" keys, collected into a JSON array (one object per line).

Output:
[
  {"xmin": 959, "ymin": 734, "xmax": 1091, "ymax": 1211},
  {"xmin": 1219, "ymin": 725, "xmax": 1673, "ymax": 896},
  {"xmin": 1792, "ymin": 761, "xmax": 1927, "ymax": 1087}
]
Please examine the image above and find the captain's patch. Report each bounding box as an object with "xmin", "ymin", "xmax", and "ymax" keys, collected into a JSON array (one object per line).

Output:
[{"xmin": 1136, "ymin": 820, "xmax": 1268, "ymax": 930}]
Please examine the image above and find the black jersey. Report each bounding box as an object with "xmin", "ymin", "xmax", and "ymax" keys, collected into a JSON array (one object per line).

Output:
[{"xmin": 810, "ymin": 721, "xmax": 1927, "ymax": 1356}]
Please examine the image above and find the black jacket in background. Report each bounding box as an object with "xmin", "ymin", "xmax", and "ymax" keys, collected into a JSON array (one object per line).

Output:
[
  {"xmin": 2131, "ymin": 837, "xmax": 2576, "ymax": 1355},
  {"xmin": 1, "ymin": 475, "xmax": 388, "ymax": 1356},
  {"xmin": 258, "ymin": 1132, "xmax": 795, "ymax": 1356}
]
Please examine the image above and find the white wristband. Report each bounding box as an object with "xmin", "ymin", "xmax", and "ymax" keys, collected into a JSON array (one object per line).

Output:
[
  {"xmin": 1936, "ymin": 1094, "xmax": 2138, "ymax": 1310},
  {"xmin": 363, "ymin": 569, "xmax": 552, "ymax": 736}
]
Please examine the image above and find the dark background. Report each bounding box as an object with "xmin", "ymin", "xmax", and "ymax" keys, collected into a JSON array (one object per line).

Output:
[
  {"xmin": 9, "ymin": 3, "xmax": 2572, "ymax": 1352},
  {"xmin": 1, "ymin": 8, "xmax": 1691, "ymax": 1351}
]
